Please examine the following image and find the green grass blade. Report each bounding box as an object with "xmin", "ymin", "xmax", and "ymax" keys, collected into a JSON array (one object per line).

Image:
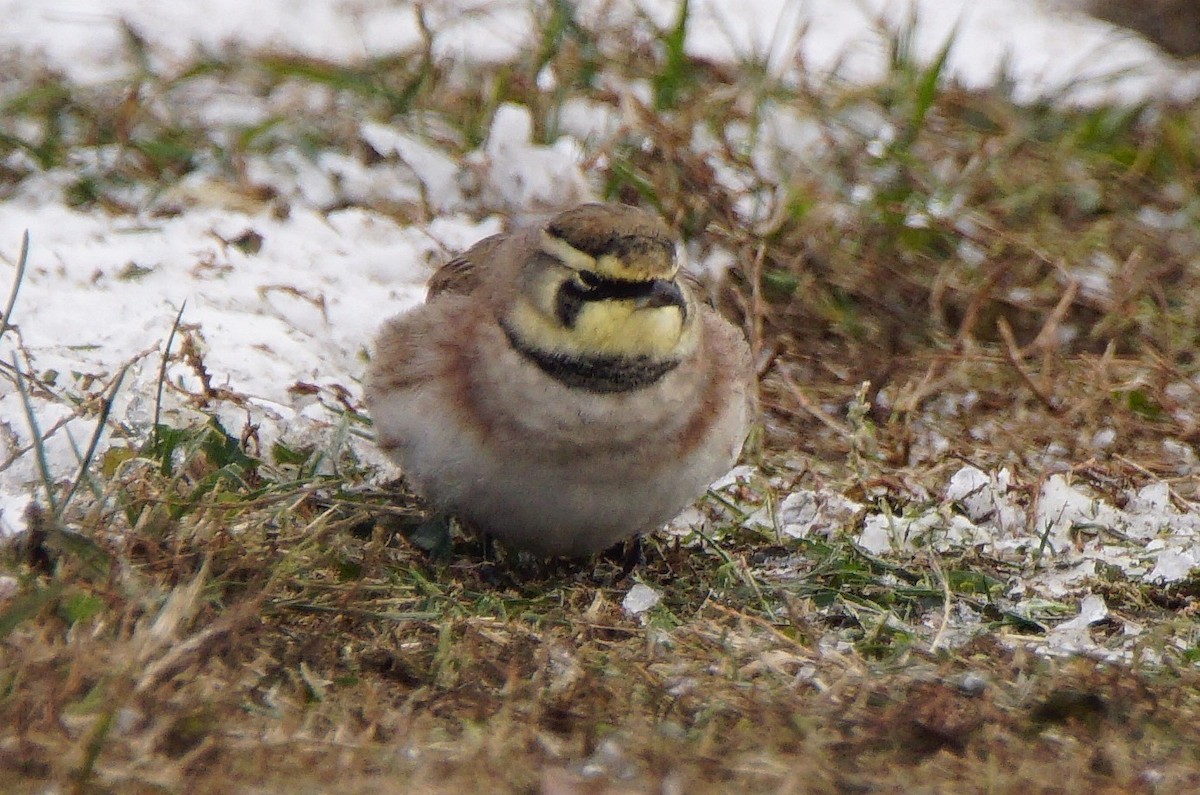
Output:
[
  {"xmin": 60, "ymin": 364, "xmax": 130, "ymax": 513},
  {"xmin": 13, "ymin": 354, "xmax": 58, "ymax": 516},
  {"xmin": 0, "ymin": 583, "xmax": 64, "ymax": 639},
  {"xmin": 0, "ymin": 230, "xmax": 30, "ymax": 340},
  {"xmin": 152, "ymin": 302, "xmax": 187, "ymax": 451},
  {"xmin": 654, "ymin": 0, "xmax": 691, "ymax": 110}
]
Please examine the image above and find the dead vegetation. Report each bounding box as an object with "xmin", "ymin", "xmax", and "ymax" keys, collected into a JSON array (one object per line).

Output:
[{"xmin": 5, "ymin": 474, "xmax": 1200, "ymax": 793}]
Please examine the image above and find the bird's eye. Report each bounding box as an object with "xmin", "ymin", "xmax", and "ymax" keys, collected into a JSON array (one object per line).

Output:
[{"xmin": 577, "ymin": 271, "xmax": 603, "ymax": 289}]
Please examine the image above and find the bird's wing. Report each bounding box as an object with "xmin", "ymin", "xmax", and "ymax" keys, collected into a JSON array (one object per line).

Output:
[{"xmin": 425, "ymin": 233, "xmax": 507, "ymax": 299}]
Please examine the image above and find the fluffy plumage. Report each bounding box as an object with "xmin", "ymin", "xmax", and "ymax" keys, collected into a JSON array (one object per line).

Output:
[{"xmin": 366, "ymin": 203, "xmax": 753, "ymax": 558}]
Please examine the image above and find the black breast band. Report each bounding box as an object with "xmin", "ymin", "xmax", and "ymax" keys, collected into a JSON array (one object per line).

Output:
[{"xmin": 500, "ymin": 321, "xmax": 679, "ymax": 394}]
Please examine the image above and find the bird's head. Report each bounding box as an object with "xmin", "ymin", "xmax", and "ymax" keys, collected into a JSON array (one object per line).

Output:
[{"xmin": 502, "ymin": 203, "xmax": 698, "ymax": 372}]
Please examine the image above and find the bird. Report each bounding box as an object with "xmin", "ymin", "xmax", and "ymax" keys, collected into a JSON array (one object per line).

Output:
[{"xmin": 365, "ymin": 202, "xmax": 753, "ymax": 558}]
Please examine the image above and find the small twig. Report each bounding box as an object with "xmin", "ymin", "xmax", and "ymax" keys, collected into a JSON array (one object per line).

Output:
[
  {"xmin": 1111, "ymin": 453, "xmax": 1195, "ymax": 514},
  {"xmin": 135, "ymin": 606, "xmax": 257, "ymax": 695},
  {"xmin": 0, "ymin": 346, "xmax": 159, "ymax": 474},
  {"xmin": 705, "ymin": 601, "xmax": 819, "ymax": 660},
  {"xmin": 890, "ymin": 355, "xmax": 949, "ymax": 416},
  {"xmin": 997, "ymin": 317, "xmax": 1060, "ymax": 414},
  {"xmin": 1147, "ymin": 346, "xmax": 1200, "ymax": 404},
  {"xmin": 783, "ymin": 377, "xmax": 853, "ymax": 438},
  {"xmin": 927, "ymin": 552, "xmax": 953, "ymax": 653},
  {"xmin": 0, "ymin": 411, "xmax": 75, "ymax": 474},
  {"xmin": 152, "ymin": 301, "xmax": 187, "ymax": 449},
  {"xmin": 1024, "ymin": 275, "xmax": 1079, "ymax": 356},
  {"xmin": 1112, "ymin": 453, "xmax": 1158, "ymax": 480},
  {"xmin": 954, "ymin": 257, "xmax": 1013, "ymax": 348},
  {"xmin": 274, "ymin": 602, "xmax": 440, "ymax": 623}
]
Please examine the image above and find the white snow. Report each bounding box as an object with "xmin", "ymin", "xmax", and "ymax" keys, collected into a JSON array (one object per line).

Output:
[
  {"xmin": 962, "ymin": 471, "xmax": 1198, "ymax": 585},
  {"xmin": 622, "ymin": 583, "xmax": 663, "ymax": 615},
  {"xmin": 0, "ymin": 1, "xmax": 529, "ymax": 85},
  {"xmin": 1044, "ymin": 593, "xmax": 1116, "ymax": 658},
  {"xmin": 465, "ymin": 104, "xmax": 591, "ymax": 220},
  {"xmin": 0, "ymin": 202, "xmax": 471, "ymax": 520},
  {"xmin": 945, "ymin": 465, "xmax": 1023, "ymax": 535},
  {"xmin": 1, "ymin": 1, "xmax": 1195, "ymax": 103},
  {"xmin": 753, "ymin": 488, "xmax": 865, "ymax": 540},
  {"xmin": 856, "ymin": 505, "xmax": 988, "ymax": 554},
  {"xmin": 1148, "ymin": 548, "xmax": 1200, "ymax": 583}
]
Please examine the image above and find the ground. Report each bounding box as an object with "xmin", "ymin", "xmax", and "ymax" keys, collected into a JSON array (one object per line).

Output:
[{"xmin": 2, "ymin": 1, "xmax": 1200, "ymax": 793}]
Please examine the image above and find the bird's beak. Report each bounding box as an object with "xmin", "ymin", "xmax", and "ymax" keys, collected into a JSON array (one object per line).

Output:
[{"xmin": 635, "ymin": 279, "xmax": 686, "ymax": 311}]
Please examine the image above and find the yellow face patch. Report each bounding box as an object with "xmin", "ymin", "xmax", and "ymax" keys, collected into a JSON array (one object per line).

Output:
[
  {"xmin": 505, "ymin": 220, "xmax": 697, "ymax": 364},
  {"xmin": 572, "ymin": 300, "xmax": 687, "ymax": 357},
  {"xmin": 506, "ymin": 294, "xmax": 694, "ymax": 360}
]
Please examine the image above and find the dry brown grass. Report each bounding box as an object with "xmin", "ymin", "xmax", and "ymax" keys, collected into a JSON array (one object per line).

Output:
[{"xmin": 5, "ymin": 490, "xmax": 1200, "ymax": 793}]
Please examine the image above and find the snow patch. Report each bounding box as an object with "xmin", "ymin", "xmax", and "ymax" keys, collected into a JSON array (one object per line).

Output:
[{"xmin": 623, "ymin": 583, "xmax": 662, "ymax": 615}]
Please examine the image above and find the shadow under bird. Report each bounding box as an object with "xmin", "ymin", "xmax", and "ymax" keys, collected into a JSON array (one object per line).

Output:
[{"xmin": 366, "ymin": 202, "xmax": 753, "ymax": 558}]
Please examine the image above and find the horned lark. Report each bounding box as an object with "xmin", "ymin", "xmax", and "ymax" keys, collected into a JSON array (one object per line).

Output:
[{"xmin": 366, "ymin": 202, "xmax": 753, "ymax": 558}]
